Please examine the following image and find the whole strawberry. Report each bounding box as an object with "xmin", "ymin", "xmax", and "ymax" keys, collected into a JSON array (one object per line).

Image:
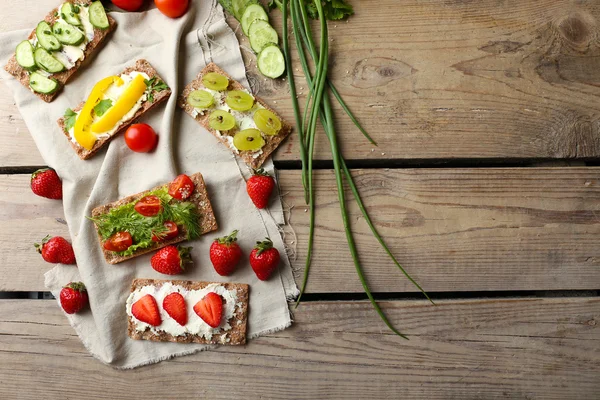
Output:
[
  {"xmin": 31, "ymin": 168, "xmax": 62, "ymax": 200},
  {"xmin": 249, "ymin": 238, "xmax": 280, "ymax": 281},
  {"xmin": 210, "ymin": 230, "xmax": 242, "ymax": 276},
  {"xmin": 151, "ymin": 246, "xmax": 192, "ymax": 275},
  {"xmin": 34, "ymin": 235, "xmax": 76, "ymax": 264},
  {"xmin": 59, "ymin": 282, "xmax": 88, "ymax": 314},
  {"xmin": 246, "ymin": 169, "xmax": 275, "ymax": 209}
]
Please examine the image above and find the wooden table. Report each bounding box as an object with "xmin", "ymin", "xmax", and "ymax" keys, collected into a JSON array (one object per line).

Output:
[{"xmin": 1, "ymin": 1, "xmax": 599, "ymax": 398}]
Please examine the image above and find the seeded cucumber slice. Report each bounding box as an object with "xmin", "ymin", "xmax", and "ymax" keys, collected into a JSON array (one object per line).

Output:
[
  {"xmin": 36, "ymin": 21, "xmax": 62, "ymax": 51},
  {"xmin": 34, "ymin": 48, "xmax": 65, "ymax": 73},
  {"xmin": 232, "ymin": 0, "xmax": 258, "ymax": 20},
  {"xmin": 60, "ymin": 2, "xmax": 82, "ymax": 26},
  {"xmin": 15, "ymin": 41, "xmax": 36, "ymax": 70},
  {"xmin": 89, "ymin": 1, "xmax": 109, "ymax": 29},
  {"xmin": 52, "ymin": 21, "xmax": 85, "ymax": 46},
  {"xmin": 241, "ymin": 4, "xmax": 268, "ymax": 35},
  {"xmin": 248, "ymin": 20, "xmax": 278, "ymax": 53},
  {"xmin": 29, "ymin": 72, "xmax": 59, "ymax": 94},
  {"xmin": 257, "ymin": 44, "xmax": 285, "ymax": 79}
]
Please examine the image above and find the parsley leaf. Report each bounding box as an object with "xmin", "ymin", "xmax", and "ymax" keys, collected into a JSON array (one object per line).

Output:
[
  {"xmin": 307, "ymin": 0, "xmax": 354, "ymax": 20},
  {"xmin": 144, "ymin": 77, "xmax": 169, "ymax": 103},
  {"xmin": 64, "ymin": 108, "xmax": 77, "ymax": 131},
  {"xmin": 93, "ymin": 99, "xmax": 113, "ymax": 117}
]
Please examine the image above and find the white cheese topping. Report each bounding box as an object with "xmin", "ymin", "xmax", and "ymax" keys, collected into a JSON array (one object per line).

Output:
[{"xmin": 125, "ymin": 283, "xmax": 241, "ymax": 340}]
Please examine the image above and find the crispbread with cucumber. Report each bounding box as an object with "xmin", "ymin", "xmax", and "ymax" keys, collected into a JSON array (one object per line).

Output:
[
  {"xmin": 57, "ymin": 59, "xmax": 171, "ymax": 160},
  {"xmin": 178, "ymin": 63, "xmax": 292, "ymax": 169},
  {"xmin": 4, "ymin": 0, "xmax": 116, "ymax": 103},
  {"xmin": 91, "ymin": 172, "xmax": 218, "ymax": 265}
]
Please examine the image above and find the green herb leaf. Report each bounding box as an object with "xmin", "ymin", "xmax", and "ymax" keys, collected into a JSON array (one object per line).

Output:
[
  {"xmin": 64, "ymin": 108, "xmax": 77, "ymax": 131},
  {"xmin": 306, "ymin": 0, "xmax": 353, "ymax": 20},
  {"xmin": 93, "ymin": 99, "xmax": 113, "ymax": 117},
  {"xmin": 144, "ymin": 77, "xmax": 169, "ymax": 103}
]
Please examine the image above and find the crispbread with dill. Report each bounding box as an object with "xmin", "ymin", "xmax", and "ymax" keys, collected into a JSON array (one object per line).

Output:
[
  {"xmin": 57, "ymin": 59, "xmax": 171, "ymax": 160},
  {"xmin": 177, "ymin": 62, "xmax": 292, "ymax": 169},
  {"xmin": 91, "ymin": 172, "xmax": 218, "ymax": 265},
  {"xmin": 4, "ymin": 0, "xmax": 116, "ymax": 103},
  {"xmin": 127, "ymin": 279, "xmax": 249, "ymax": 345}
]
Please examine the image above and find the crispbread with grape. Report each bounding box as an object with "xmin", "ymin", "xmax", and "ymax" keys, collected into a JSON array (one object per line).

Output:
[
  {"xmin": 127, "ymin": 278, "xmax": 249, "ymax": 345},
  {"xmin": 91, "ymin": 172, "xmax": 218, "ymax": 265},
  {"xmin": 177, "ymin": 62, "xmax": 292, "ymax": 169},
  {"xmin": 57, "ymin": 59, "xmax": 171, "ymax": 160},
  {"xmin": 4, "ymin": 0, "xmax": 116, "ymax": 103}
]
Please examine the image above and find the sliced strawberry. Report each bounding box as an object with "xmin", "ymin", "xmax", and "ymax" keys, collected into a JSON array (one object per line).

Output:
[
  {"xmin": 131, "ymin": 294, "xmax": 161, "ymax": 326},
  {"xmin": 163, "ymin": 292, "xmax": 187, "ymax": 326},
  {"xmin": 193, "ymin": 292, "xmax": 223, "ymax": 328}
]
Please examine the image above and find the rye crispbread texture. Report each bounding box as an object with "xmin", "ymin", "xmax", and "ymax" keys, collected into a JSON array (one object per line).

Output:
[
  {"xmin": 4, "ymin": 0, "xmax": 116, "ymax": 103},
  {"xmin": 177, "ymin": 62, "xmax": 292, "ymax": 169},
  {"xmin": 57, "ymin": 59, "xmax": 172, "ymax": 160},
  {"xmin": 127, "ymin": 279, "xmax": 249, "ymax": 345},
  {"xmin": 91, "ymin": 172, "xmax": 218, "ymax": 265}
]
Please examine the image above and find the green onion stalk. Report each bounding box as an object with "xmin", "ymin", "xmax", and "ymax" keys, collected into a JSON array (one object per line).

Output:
[{"xmin": 280, "ymin": 0, "xmax": 433, "ymax": 337}]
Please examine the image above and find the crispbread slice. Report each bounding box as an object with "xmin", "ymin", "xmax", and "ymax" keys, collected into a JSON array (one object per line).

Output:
[
  {"xmin": 177, "ymin": 62, "xmax": 292, "ymax": 169},
  {"xmin": 57, "ymin": 59, "xmax": 172, "ymax": 160},
  {"xmin": 91, "ymin": 172, "xmax": 218, "ymax": 265},
  {"xmin": 4, "ymin": 0, "xmax": 116, "ymax": 103},
  {"xmin": 127, "ymin": 279, "xmax": 249, "ymax": 345}
]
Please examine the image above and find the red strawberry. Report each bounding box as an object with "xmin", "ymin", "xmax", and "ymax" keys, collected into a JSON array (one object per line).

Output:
[
  {"xmin": 209, "ymin": 230, "xmax": 242, "ymax": 276},
  {"xmin": 163, "ymin": 292, "xmax": 187, "ymax": 326},
  {"xmin": 34, "ymin": 235, "xmax": 76, "ymax": 264},
  {"xmin": 246, "ymin": 169, "xmax": 275, "ymax": 209},
  {"xmin": 249, "ymin": 238, "xmax": 280, "ymax": 281},
  {"xmin": 150, "ymin": 246, "xmax": 192, "ymax": 275},
  {"xmin": 193, "ymin": 292, "xmax": 223, "ymax": 328},
  {"xmin": 30, "ymin": 168, "xmax": 62, "ymax": 200},
  {"xmin": 131, "ymin": 294, "xmax": 161, "ymax": 326},
  {"xmin": 59, "ymin": 282, "xmax": 88, "ymax": 314}
]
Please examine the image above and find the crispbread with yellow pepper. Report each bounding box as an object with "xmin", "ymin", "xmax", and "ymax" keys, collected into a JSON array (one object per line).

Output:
[{"xmin": 57, "ymin": 59, "xmax": 171, "ymax": 160}]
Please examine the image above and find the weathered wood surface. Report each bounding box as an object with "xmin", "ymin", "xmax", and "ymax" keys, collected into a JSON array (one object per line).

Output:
[
  {"xmin": 0, "ymin": 298, "xmax": 598, "ymax": 399},
  {"xmin": 2, "ymin": 0, "xmax": 600, "ymax": 167},
  {"xmin": 2, "ymin": 168, "xmax": 600, "ymax": 292}
]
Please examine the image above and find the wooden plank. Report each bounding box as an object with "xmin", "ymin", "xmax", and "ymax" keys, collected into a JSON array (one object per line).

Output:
[
  {"xmin": 2, "ymin": 168, "xmax": 599, "ymax": 292},
  {"xmin": 0, "ymin": 298, "xmax": 598, "ymax": 398},
  {"xmin": 2, "ymin": 0, "xmax": 600, "ymax": 167}
]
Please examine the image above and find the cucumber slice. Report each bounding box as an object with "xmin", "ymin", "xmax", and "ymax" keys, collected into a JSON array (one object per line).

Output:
[
  {"xmin": 60, "ymin": 2, "xmax": 82, "ymax": 26},
  {"xmin": 34, "ymin": 48, "xmax": 65, "ymax": 73},
  {"xmin": 248, "ymin": 20, "xmax": 278, "ymax": 53},
  {"xmin": 257, "ymin": 45, "xmax": 285, "ymax": 79},
  {"xmin": 15, "ymin": 41, "xmax": 36, "ymax": 70},
  {"xmin": 232, "ymin": 0, "xmax": 258, "ymax": 20},
  {"xmin": 52, "ymin": 21, "xmax": 85, "ymax": 46},
  {"xmin": 89, "ymin": 1, "xmax": 109, "ymax": 29},
  {"xmin": 36, "ymin": 21, "xmax": 61, "ymax": 51},
  {"xmin": 29, "ymin": 72, "xmax": 59, "ymax": 94},
  {"xmin": 241, "ymin": 4, "xmax": 268, "ymax": 35}
]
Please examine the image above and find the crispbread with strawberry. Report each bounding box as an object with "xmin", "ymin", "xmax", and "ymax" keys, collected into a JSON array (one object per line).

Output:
[
  {"xmin": 90, "ymin": 173, "xmax": 218, "ymax": 265},
  {"xmin": 127, "ymin": 278, "xmax": 249, "ymax": 345}
]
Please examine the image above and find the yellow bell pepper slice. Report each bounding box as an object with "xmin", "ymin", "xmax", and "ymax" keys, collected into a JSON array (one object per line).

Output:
[
  {"xmin": 91, "ymin": 74, "xmax": 147, "ymax": 134},
  {"xmin": 74, "ymin": 76, "xmax": 123, "ymax": 150}
]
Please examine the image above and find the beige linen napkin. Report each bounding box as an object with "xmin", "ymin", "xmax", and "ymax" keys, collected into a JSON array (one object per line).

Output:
[{"xmin": 0, "ymin": 0, "xmax": 297, "ymax": 368}]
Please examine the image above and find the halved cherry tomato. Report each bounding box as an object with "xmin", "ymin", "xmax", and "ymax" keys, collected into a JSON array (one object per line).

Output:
[
  {"xmin": 155, "ymin": 0, "xmax": 189, "ymax": 18},
  {"xmin": 103, "ymin": 231, "xmax": 133, "ymax": 252},
  {"xmin": 134, "ymin": 195, "xmax": 162, "ymax": 217},
  {"xmin": 152, "ymin": 221, "xmax": 179, "ymax": 242},
  {"xmin": 124, "ymin": 123, "xmax": 158, "ymax": 153},
  {"xmin": 111, "ymin": 0, "xmax": 145, "ymax": 12},
  {"xmin": 168, "ymin": 174, "xmax": 195, "ymax": 200}
]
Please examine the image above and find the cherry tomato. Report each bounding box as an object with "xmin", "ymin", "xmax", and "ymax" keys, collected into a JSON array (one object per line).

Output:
[
  {"xmin": 154, "ymin": 0, "xmax": 189, "ymax": 18},
  {"xmin": 111, "ymin": 0, "xmax": 145, "ymax": 12},
  {"xmin": 168, "ymin": 174, "xmax": 195, "ymax": 200},
  {"xmin": 152, "ymin": 221, "xmax": 179, "ymax": 242},
  {"xmin": 134, "ymin": 195, "xmax": 163, "ymax": 217},
  {"xmin": 124, "ymin": 124, "xmax": 158, "ymax": 153},
  {"xmin": 104, "ymin": 231, "xmax": 133, "ymax": 252}
]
